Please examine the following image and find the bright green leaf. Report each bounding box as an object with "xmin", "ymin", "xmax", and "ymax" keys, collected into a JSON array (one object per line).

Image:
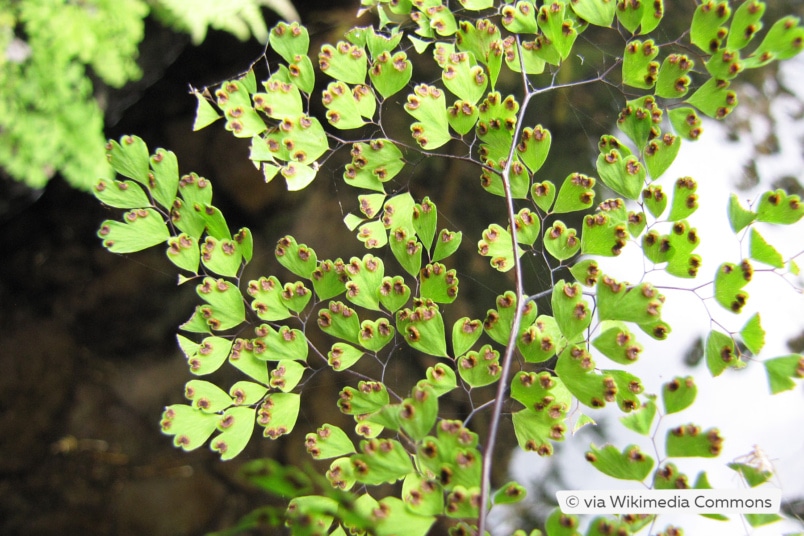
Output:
[
  {"xmin": 585, "ymin": 443, "xmax": 654, "ymax": 481},
  {"xmin": 211, "ymin": 406, "xmax": 256, "ymax": 460},
  {"xmin": 257, "ymin": 392, "xmax": 300, "ymax": 439},
  {"xmin": 764, "ymin": 354, "xmax": 804, "ymax": 394},
  {"xmin": 662, "ymin": 376, "xmax": 697, "ymax": 414},
  {"xmin": 666, "ymin": 424, "xmax": 723, "ymax": 458}
]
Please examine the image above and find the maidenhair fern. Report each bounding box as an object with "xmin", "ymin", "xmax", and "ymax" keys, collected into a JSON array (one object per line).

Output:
[{"xmin": 93, "ymin": 1, "xmax": 804, "ymax": 534}]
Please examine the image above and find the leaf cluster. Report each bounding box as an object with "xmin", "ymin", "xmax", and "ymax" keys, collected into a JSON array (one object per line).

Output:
[{"xmin": 91, "ymin": 1, "xmax": 804, "ymax": 534}]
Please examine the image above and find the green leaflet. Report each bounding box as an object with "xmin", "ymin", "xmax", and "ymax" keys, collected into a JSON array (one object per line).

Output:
[
  {"xmin": 193, "ymin": 91, "xmax": 222, "ymax": 131},
  {"xmin": 592, "ymin": 322, "xmax": 643, "ymax": 365},
  {"xmin": 378, "ymin": 275, "xmax": 411, "ymax": 313},
  {"xmin": 669, "ymin": 107, "xmax": 704, "ymax": 141},
  {"xmin": 399, "ymin": 383, "xmax": 438, "ymax": 441},
  {"xmin": 457, "ymin": 344, "xmax": 501, "ymax": 388},
  {"xmin": 370, "ymin": 51, "xmax": 413, "ymax": 99},
  {"xmin": 339, "ymin": 381, "xmax": 389, "ymax": 416},
  {"xmin": 424, "ymin": 363, "xmax": 458, "ymax": 397},
  {"xmin": 445, "ymin": 485, "xmax": 481, "ymax": 518},
  {"xmin": 621, "ymin": 39, "xmax": 659, "ymax": 89},
  {"xmin": 531, "ymin": 180, "xmax": 557, "ymax": 212},
  {"xmin": 402, "ymin": 474, "xmax": 444, "ymax": 516},
  {"xmin": 545, "ymin": 221, "xmax": 581, "ymax": 261},
  {"xmin": 551, "ymin": 281, "xmax": 591, "ymax": 341},
  {"xmin": 728, "ymin": 0, "xmax": 765, "ymax": 51},
  {"xmin": 323, "ymin": 81, "xmax": 369, "ymax": 129},
  {"xmin": 98, "ymin": 208, "xmax": 170, "ymax": 254},
  {"xmin": 556, "ymin": 345, "xmax": 617, "ymax": 409},
  {"xmin": 705, "ymin": 329, "xmax": 744, "ymax": 376},
  {"xmin": 665, "ymin": 424, "xmax": 724, "ymax": 458},
  {"xmin": 517, "ymin": 125, "xmax": 551, "ymax": 174},
  {"xmin": 344, "ymin": 139, "xmax": 405, "ymax": 193},
  {"xmin": 545, "ymin": 509, "xmax": 580, "ymax": 536},
  {"xmin": 687, "ymin": 78, "xmax": 738, "ymax": 119},
  {"xmin": 740, "ymin": 313, "xmax": 765, "ymax": 355},
  {"xmin": 212, "ymin": 406, "xmax": 256, "ymax": 460},
  {"xmin": 416, "ymin": 420, "xmax": 481, "ymax": 492},
  {"xmin": 452, "ymin": 317, "xmax": 483, "ymax": 357},
  {"xmin": 596, "ymin": 147, "xmax": 645, "ymax": 200},
  {"xmin": 312, "ymin": 259, "xmax": 347, "ymax": 301},
  {"xmin": 319, "ymin": 301, "xmax": 362, "ymax": 345},
  {"xmin": 200, "ymin": 236, "xmax": 242, "ymax": 277},
  {"xmin": 195, "ymin": 277, "xmax": 246, "ymax": 331},
  {"xmin": 345, "ymin": 254, "xmax": 385, "ymax": 311},
  {"xmin": 396, "ymin": 300, "xmax": 448, "ymax": 357},
  {"xmin": 107, "ymin": 134, "xmax": 149, "ymax": 182},
  {"xmin": 756, "ymin": 189, "xmax": 804, "ymax": 224},
  {"xmin": 276, "ymin": 236, "xmax": 318, "ymax": 279},
  {"xmin": 644, "ymin": 133, "xmax": 681, "ymax": 180},
  {"xmin": 511, "ymin": 371, "xmax": 571, "ymax": 455},
  {"xmin": 419, "ymin": 262, "xmax": 459, "ymax": 304},
  {"xmin": 270, "ymin": 360, "xmax": 305, "ymax": 392},
  {"xmin": 319, "ymin": 41, "xmax": 368, "ymax": 84},
  {"xmin": 727, "ymin": 194, "xmax": 756, "ymax": 232},
  {"xmin": 412, "ymin": 197, "xmax": 437, "ymax": 251},
  {"xmin": 352, "ymin": 438, "xmax": 413, "ymax": 485},
  {"xmin": 160, "ymin": 404, "xmax": 219, "ymax": 452},
  {"xmin": 228, "ymin": 337, "xmax": 270, "ymax": 384},
  {"xmin": 569, "ymin": 0, "xmax": 616, "ymax": 28},
  {"xmin": 254, "ymin": 75, "xmax": 303, "ymax": 119},
  {"xmin": 667, "ymin": 177, "xmax": 699, "ymax": 221},
  {"xmin": 358, "ymin": 318, "xmax": 395, "ymax": 352},
  {"xmin": 655, "ymin": 54, "xmax": 694, "ymax": 99},
  {"xmin": 713, "ymin": 260, "xmax": 753, "ymax": 313},
  {"xmin": 185, "ymin": 379, "xmax": 233, "ymax": 413},
  {"xmin": 580, "ymin": 210, "xmax": 628, "ymax": 258},
  {"xmin": 478, "ymin": 223, "xmax": 525, "ymax": 271},
  {"xmin": 690, "ymin": 1, "xmax": 731, "ymax": 53},
  {"xmin": 553, "ymin": 173, "xmax": 595, "ymax": 214},
  {"xmin": 229, "ymin": 381, "xmax": 268, "ymax": 406},
  {"xmin": 257, "ymin": 392, "xmax": 300, "ymax": 439},
  {"xmin": 328, "ymin": 342, "xmax": 364, "ymax": 371},
  {"xmin": 405, "ymin": 84, "xmax": 451, "ymax": 149},
  {"xmin": 178, "ymin": 334, "xmax": 231, "ymax": 375},
  {"xmin": 432, "ymin": 229, "xmax": 462, "ymax": 263},
  {"xmin": 617, "ymin": 96, "xmax": 661, "ymax": 152},
  {"xmin": 596, "ymin": 276, "xmax": 664, "ymax": 325},
  {"xmin": 570, "ymin": 259, "xmax": 600, "ymax": 287},
  {"xmin": 501, "ymin": 1, "xmax": 538, "ymax": 34},
  {"xmin": 270, "ymin": 22, "xmax": 310, "ymax": 65},
  {"xmin": 585, "ymin": 443, "xmax": 654, "ymax": 481},
  {"xmin": 620, "ymin": 398, "xmax": 656, "ymax": 435},
  {"xmin": 764, "ymin": 354, "xmax": 804, "ymax": 394},
  {"xmin": 749, "ymin": 228, "xmax": 784, "ymax": 268},
  {"xmin": 616, "ymin": 0, "xmax": 663, "ymax": 34},
  {"xmin": 492, "ymin": 482, "xmax": 527, "ymax": 505},
  {"xmin": 536, "ymin": 1, "xmax": 578, "ymax": 60},
  {"xmin": 518, "ymin": 315, "xmax": 562, "ymax": 363},
  {"xmin": 305, "ymin": 424, "xmax": 357, "ymax": 460},
  {"xmin": 661, "ymin": 376, "xmax": 697, "ymax": 414},
  {"xmin": 166, "ymin": 233, "xmax": 204, "ymax": 275},
  {"xmin": 484, "ymin": 292, "xmax": 537, "ymax": 346},
  {"xmin": 653, "ymin": 462, "xmax": 690, "ymax": 490},
  {"xmin": 256, "ymin": 325, "xmax": 308, "ymax": 362},
  {"xmin": 747, "ymin": 16, "xmax": 804, "ymax": 68},
  {"xmin": 441, "ymin": 50, "xmax": 487, "ymax": 104},
  {"xmin": 93, "ymin": 178, "xmax": 150, "ymax": 209}
]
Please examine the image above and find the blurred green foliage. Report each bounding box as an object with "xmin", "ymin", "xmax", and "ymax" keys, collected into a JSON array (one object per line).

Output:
[{"xmin": 0, "ymin": 0, "xmax": 298, "ymax": 190}]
